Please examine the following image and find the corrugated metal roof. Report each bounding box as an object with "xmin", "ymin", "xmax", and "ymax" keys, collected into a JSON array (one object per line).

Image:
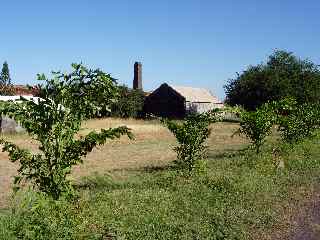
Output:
[{"xmin": 170, "ymin": 85, "xmax": 222, "ymax": 103}]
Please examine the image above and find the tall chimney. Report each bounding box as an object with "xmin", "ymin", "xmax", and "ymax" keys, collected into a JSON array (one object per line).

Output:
[{"xmin": 133, "ymin": 62, "xmax": 142, "ymax": 90}]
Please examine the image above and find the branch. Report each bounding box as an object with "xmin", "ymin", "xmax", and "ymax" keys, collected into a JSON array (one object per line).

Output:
[{"xmin": 65, "ymin": 126, "xmax": 134, "ymax": 162}]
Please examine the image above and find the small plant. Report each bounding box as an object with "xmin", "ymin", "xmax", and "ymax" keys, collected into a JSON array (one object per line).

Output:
[
  {"xmin": 8, "ymin": 190, "xmax": 80, "ymax": 239},
  {"xmin": 163, "ymin": 110, "xmax": 218, "ymax": 173},
  {"xmin": 0, "ymin": 64, "xmax": 133, "ymax": 199},
  {"xmin": 238, "ymin": 104, "xmax": 275, "ymax": 153}
]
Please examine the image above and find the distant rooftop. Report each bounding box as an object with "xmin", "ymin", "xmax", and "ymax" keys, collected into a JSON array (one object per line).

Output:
[{"xmin": 12, "ymin": 85, "xmax": 39, "ymax": 96}]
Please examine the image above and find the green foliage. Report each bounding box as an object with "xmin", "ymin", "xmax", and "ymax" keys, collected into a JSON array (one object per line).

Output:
[
  {"xmin": 0, "ymin": 61, "xmax": 14, "ymax": 95},
  {"xmin": 238, "ymin": 104, "xmax": 275, "ymax": 153},
  {"xmin": 36, "ymin": 63, "xmax": 120, "ymax": 118},
  {"xmin": 9, "ymin": 191, "xmax": 80, "ymax": 239},
  {"xmin": 110, "ymin": 85, "xmax": 145, "ymax": 118},
  {"xmin": 238, "ymin": 97, "xmax": 320, "ymax": 152},
  {"xmin": 1, "ymin": 189, "xmax": 105, "ymax": 240},
  {"xmin": 225, "ymin": 50, "xmax": 320, "ymax": 110},
  {"xmin": 0, "ymin": 61, "xmax": 11, "ymax": 86},
  {"xmin": 0, "ymin": 64, "xmax": 133, "ymax": 199},
  {"xmin": 163, "ymin": 110, "xmax": 218, "ymax": 172},
  {"xmin": 272, "ymin": 98, "xmax": 320, "ymax": 143}
]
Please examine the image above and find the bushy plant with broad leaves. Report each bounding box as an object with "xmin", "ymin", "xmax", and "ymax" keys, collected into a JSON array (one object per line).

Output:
[
  {"xmin": 0, "ymin": 64, "xmax": 133, "ymax": 199},
  {"xmin": 163, "ymin": 110, "xmax": 219, "ymax": 173},
  {"xmin": 238, "ymin": 104, "xmax": 275, "ymax": 153},
  {"xmin": 273, "ymin": 98, "xmax": 320, "ymax": 143}
]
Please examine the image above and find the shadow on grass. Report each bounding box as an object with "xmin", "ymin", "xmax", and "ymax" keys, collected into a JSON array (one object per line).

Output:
[
  {"xmin": 74, "ymin": 166, "xmax": 179, "ymax": 193},
  {"xmin": 74, "ymin": 173, "xmax": 120, "ymax": 191},
  {"xmin": 142, "ymin": 165, "xmax": 173, "ymax": 173},
  {"xmin": 207, "ymin": 147, "xmax": 250, "ymax": 160}
]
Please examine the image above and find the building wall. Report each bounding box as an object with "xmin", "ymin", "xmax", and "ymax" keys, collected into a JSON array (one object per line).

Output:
[
  {"xmin": 186, "ymin": 102, "xmax": 224, "ymax": 114},
  {"xmin": 144, "ymin": 84, "xmax": 186, "ymax": 118}
]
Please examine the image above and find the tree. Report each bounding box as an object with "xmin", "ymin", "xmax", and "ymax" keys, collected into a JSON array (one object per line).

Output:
[
  {"xmin": 0, "ymin": 61, "xmax": 14, "ymax": 95},
  {"xmin": 110, "ymin": 85, "xmax": 145, "ymax": 118},
  {"xmin": 0, "ymin": 64, "xmax": 133, "ymax": 199},
  {"xmin": 0, "ymin": 61, "xmax": 11, "ymax": 85},
  {"xmin": 224, "ymin": 50, "xmax": 320, "ymax": 110}
]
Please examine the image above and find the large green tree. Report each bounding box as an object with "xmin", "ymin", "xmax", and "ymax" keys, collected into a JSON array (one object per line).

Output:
[{"xmin": 224, "ymin": 50, "xmax": 320, "ymax": 110}]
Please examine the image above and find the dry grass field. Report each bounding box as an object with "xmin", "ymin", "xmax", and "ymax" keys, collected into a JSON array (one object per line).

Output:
[{"xmin": 0, "ymin": 118, "xmax": 247, "ymax": 208}]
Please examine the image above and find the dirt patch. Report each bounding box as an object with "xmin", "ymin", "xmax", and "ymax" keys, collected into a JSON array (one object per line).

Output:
[
  {"xmin": 289, "ymin": 190, "xmax": 320, "ymax": 240},
  {"xmin": 259, "ymin": 186, "xmax": 320, "ymax": 240}
]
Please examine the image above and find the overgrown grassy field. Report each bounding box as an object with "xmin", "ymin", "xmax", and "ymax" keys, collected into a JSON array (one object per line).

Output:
[{"xmin": 0, "ymin": 118, "xmax": 319, "ymax": 239}]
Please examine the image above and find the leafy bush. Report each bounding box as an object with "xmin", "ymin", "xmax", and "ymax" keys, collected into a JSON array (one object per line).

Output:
[
  {"xmin": 237, "ymin": 97, "xmax": 320, "ymax": 152},
  {"xmin": 109, "ymin": 85, "xmax": 145, "ymax": 118},
  {"xmin": 274, "ymin": 98, "xmax": 320, "ymax": 143},
  {"xmin": 0, "ymin": 64, "xmax": 133, "ymax": 199},
  {"xmin": 163, "ymin": 110, "xmax": 219, "ymax": 172},
  {"xmin": 238, "ymin": 104, "xmax": 275, "ymax": 153}
]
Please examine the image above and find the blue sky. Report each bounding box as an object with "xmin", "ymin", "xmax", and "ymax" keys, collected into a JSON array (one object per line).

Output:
[{"xmin": 0, "ymin": 0, "xmax": 319, "ymax": 100}]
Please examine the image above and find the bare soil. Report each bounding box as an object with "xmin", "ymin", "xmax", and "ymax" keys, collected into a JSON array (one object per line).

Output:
[
  {"xmin": 258, "ymin": 185, "xmax": 320, "ymax": 240},
  {"xmin": 289, "ymin": 189, "xmax": 320, "ymax": 240}
]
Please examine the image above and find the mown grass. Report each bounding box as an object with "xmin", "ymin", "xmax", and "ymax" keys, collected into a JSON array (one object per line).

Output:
[{"xmin": 0, "ymin": 120, "xmax": 320, "ymax": 239}]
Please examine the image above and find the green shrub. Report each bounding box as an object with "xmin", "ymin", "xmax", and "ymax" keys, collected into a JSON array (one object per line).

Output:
[
  {"xmin": 238, "ymin": 105, "xmax": 275, "ymax": 153},
  {"xmin": 273, "ymin": 98, "xmax": 320, "ymax": 143},
  {"xmin": 0, "ymin": 64, "xmax": 133, "ymax": 199},
  {"xmin": 163, "ymin": 110, "xmax": 218, "ymax": 172}
]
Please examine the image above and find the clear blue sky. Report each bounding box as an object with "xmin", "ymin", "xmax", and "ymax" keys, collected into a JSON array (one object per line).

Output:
[{"xmin": 1, "ymin": 0, "xmax": 319, "ymax": 100}]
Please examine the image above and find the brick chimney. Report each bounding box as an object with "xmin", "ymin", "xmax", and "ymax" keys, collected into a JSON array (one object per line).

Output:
[{"xmin": 133, "ymin": 62, "xmax": 142, "ymax": 90}]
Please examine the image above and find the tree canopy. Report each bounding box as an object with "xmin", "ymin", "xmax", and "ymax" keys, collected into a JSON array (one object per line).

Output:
[
  {"xmin": 110, "ymin": 85, "xmax": 145, "ymax": 118},
  {"xmin": 0, "ymin": 61, "xmax": 11, "ymax": 85},
  {"xmin": 0, "ymin": 61, "xmax": 14, "ymax": 95},
  {"xmin": 224, "ymin": 50, "xmax": 320, "ymax": 110}
]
